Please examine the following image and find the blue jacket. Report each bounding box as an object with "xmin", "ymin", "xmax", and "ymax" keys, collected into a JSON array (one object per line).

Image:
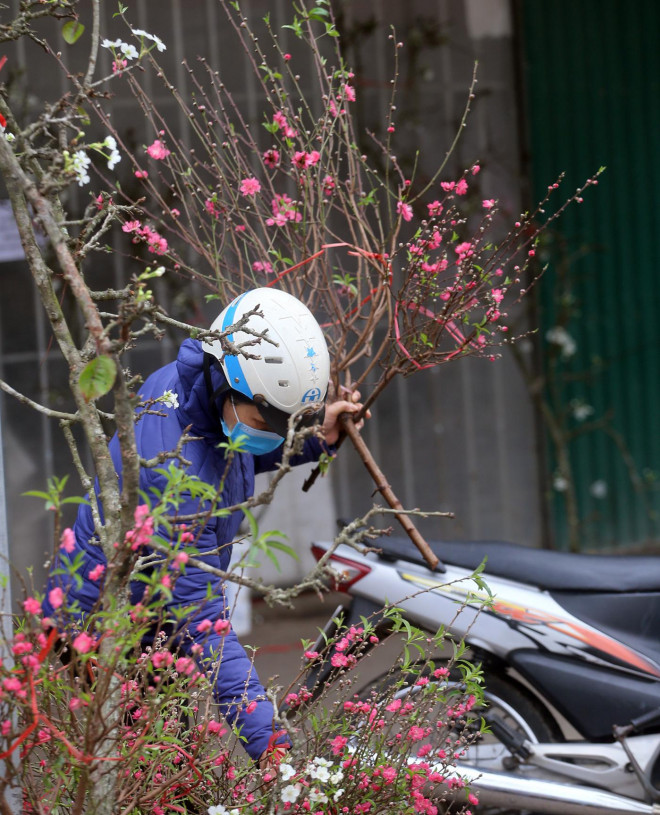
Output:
[{"xmin": 43, "ymin": 339, "xmax": 329, "ymax": 760}]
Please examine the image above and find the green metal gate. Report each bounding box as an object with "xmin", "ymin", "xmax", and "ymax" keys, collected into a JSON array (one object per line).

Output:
[{"xmin": 520, "ymin": 0, "xmax": 660, "ymax": 551}]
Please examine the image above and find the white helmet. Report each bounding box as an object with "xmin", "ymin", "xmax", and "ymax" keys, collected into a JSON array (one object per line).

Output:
[{"xmin": 203, "ymin": 287, "xmax": 330, "ymax": 435}]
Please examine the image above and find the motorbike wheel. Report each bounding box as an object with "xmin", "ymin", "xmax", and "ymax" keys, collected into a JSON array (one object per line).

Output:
[{"xmin": 358, "ymin": 663, "xmax": 562, "ymax": 815}]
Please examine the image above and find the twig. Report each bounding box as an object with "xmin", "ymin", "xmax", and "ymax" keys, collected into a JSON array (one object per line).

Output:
[
  {"xmin": 339, "ymin": 415, "xmax": 440, "ymax": 571},
  {"xmin": 0, "ymin": 378, "xmax": 78, "ymax": 421}
]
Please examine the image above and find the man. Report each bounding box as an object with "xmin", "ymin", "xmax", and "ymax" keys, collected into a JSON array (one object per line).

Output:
[{"xmin": 42, "ymin": 287, "xmax": 363, "ymax": 764}]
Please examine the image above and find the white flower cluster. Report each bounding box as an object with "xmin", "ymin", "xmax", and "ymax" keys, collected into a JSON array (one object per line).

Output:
[
  {"xmin": 546, "ymin": 326, "xmax": 577, "ymax": 358},
  {"xmin": 305, "ymin": 756, "xmax": 344, "ymax": 785},
  {"xmin": 63, "ymin": 149, "xmax": 91, "ymax": 187},
  {"xmin": 207, "ymin": 806, "xmax": 239, "ymax": 815},
  {"xmin": 278, "ymin": 757, "xmax": 345, "ymax": 806},
  {"xmin": 131, "ymin": 28, "xmax": 167, "ymax": 52},
  {"xmin": 160, "ymin": 390, "xmax": 179, "ymax": 409},
  {"xmin": 101, "ymin": 38, "xmax": 139, "ymax": 60},
  {"xmin": 104, "ymin": 135, "xmax": 121, "ymax": 170}
]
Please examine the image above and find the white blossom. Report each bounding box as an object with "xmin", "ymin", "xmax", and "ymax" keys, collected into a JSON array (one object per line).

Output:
[
  {"xmin": 553, "ymin": 474, "xmax": 569, "ymax": 493},
  {"xmin": 207, "ymin": 806, "xmax": 238, "ymax": 815},
  {"xmin": 280, "ymin": 784, "xmax": 301, "ymax": 804},
  {"xmin": 64, "ymin": 149, "xmax": 91, "ymax": 187},
  {"xmin": 546, "ymin": 326, "xmax": 577, "ymax": 358},
  {"xmin": 160, "ymin": 390, "xmax": 179, "ymax": 409},
  {"xmin": 330, "ymin": 768, "xmax": 344, "ymax": 784},
  {"xmin": 570, "ymin": 399, "xmax": 594, "ymax": 422},
  {"xmin": 120, "ymin": 42, "xmax": 139, "ymax": 60},
  {"xmin": 589, "ymin": 480, "xmax": 608, "ymax": 499},
  {"xmin": 104, "ymin": 135, "xmax": 121, "ymax": 170},
  {"xmin": 101, "ymin": 38, "xmax": 139, "ymax": 61},
  {"xmin": 107, "ymin": 151, "xmax": 121, "ymax": 170},
  {"xmin": 309, "ymin": 763, "xmax": 330, "ymax": 782},
  {"xmin": 131, "ymin": 28, "xmax": 167, "ymax": 52},
  {"xmin": 333, "ymin": 788, "xmax": 345, "ymax": 801},
  {"xmin": 309, "ymin": 789, "xmax": 329, "ymax": 805},
  {"xmin": 279, "ymin": 762, "xmax": 296, "ymax": 781}
]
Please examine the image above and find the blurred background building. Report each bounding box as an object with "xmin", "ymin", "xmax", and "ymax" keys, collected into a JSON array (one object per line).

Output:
[{"xmin": 1, "ymin": 0, "xmax": 658, "ymax": 609}]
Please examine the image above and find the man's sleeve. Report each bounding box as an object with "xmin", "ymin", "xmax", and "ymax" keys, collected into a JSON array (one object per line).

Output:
[
  {"xmin": 254, "ymin": 434, "xmax": 335, "ymax": 474},
  {"xmin": 178, "ymin": 611, "xmax": 279, "ymax": 761}
]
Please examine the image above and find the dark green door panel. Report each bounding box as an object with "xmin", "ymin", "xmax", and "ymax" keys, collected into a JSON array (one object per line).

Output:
[{"xmin": 520, "ymin": 1, "xmax": 659, "ymax": 550}]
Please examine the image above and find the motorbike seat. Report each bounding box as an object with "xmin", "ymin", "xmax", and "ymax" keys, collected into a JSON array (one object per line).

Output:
[{"xmin": 375, "ymin": 536, "xmax": 660, "ymax": 592}]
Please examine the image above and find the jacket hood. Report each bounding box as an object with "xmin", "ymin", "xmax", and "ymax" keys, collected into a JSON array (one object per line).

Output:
[{"xmin": 175, "ymin": 338, "xmax": 226, "ymax": 438}]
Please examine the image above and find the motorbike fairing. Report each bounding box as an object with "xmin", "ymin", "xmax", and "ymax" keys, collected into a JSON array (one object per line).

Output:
[
  {"xmin": 509, "ymin": 650, "xmax": 660, "ymax": 741},
  {"xmin": 551, "ymin": 591, "xmax": 660, "ymax": 671}
]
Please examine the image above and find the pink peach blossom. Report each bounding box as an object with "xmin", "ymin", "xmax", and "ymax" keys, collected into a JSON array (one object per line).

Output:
[
  {"xmin": 146, "ymin": 139, "xmax": 170, "ymax": 160},
  {"xmin": 397, "ymin": 201, "xmax": 413, "ymax": 221},
  {"xmin": 88, "ymin": 564, "xmax": 105, "ymax": 581},
  {"xmin": 214, "ymin": 619, "xmax": 230, "ymax": 636},
  {"xmin": 263, "ymin": 148, "xmax": 280, "ymax": 168},
  {"xmin": 72, "ymin": 632, "xmax": 95, "ymax": 654},
  {"xmin": 48, "ymin": 587, "xmax": 64, "ymax": 609},
  {"xmin": 239, "ymin": 177, "xmax": 261, "ymax": 196},
  {"xmin": 175, "ymin": 657, "xmax": 194, "ymax": 675},
  {"xmin": 23, "ymin": 597, "xmax": 42, "ymax": 615},
  {"xmin": 151, "ymin": 651, "xmax": 173, "ymax": 669}
]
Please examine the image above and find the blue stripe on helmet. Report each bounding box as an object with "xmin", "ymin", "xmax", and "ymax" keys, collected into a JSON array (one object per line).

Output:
[{"xmin": 220, "ymin": 293, "xmax": 253, "ymax": 400}]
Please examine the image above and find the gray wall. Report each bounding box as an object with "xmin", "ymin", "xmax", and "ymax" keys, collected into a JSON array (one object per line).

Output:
[{"xmin": 331, "ymin": 0, "xmax": 542, "ymax": 546}]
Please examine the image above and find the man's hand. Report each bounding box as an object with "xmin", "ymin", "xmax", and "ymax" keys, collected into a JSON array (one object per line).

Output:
[
  {"xmin": 322, "ymin": 389, "xmax": 370, "ymax": 446},
  {"xmin": 259, "ymin": 744, "xmax": 289, "ymax": 783}
]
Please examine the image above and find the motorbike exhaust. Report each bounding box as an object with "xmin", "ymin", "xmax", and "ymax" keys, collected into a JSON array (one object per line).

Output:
[{"xmin": 453, "ymin": 764, "xmax": 660, "ymax": 814}]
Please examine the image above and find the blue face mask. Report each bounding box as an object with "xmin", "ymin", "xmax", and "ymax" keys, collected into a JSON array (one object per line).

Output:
[{"xmin": 221, "ymin": 398, "xmax": 284, "ymax": 455}]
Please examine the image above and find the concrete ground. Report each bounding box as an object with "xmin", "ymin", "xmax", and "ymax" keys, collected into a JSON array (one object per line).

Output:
[
  {"xmin": 248, "ymin": 590, "xmax": 346, "ymax": 691},
  {"xmin": 245, "ymin": 590, "xmax": 406, "ymax": 701}
]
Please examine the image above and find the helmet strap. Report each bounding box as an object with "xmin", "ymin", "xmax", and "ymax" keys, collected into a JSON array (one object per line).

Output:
[{"xmin": 203, "ymin": 352, "xmax": 230, "ymax": 426}]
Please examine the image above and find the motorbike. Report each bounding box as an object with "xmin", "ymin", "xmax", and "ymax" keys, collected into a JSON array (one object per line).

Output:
[{"xmin": 304, "ymin": 534, "xmax": 660, "ymax": 814}]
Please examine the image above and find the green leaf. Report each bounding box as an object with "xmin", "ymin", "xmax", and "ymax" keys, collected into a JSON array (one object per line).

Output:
[
  {"xmin": 79, "ymin": 356, "xmax": 117, "ymax": 402},
  {"xmin": 62, "ymin": 21, "xmax": 85, "ymax": 45},
  {"xmin": 266, "ymin": 539, "xmax": 299, "ymax": 560}
]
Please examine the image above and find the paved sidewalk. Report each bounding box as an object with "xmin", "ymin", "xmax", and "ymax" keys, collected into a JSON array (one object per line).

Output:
[
  {"xmin": 248, "ymin": 591, "xmax": 343, "ymax": 689},
  {"xmin": 245, "ymin": 591, "xmax": 405, "ymax": 700}
]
